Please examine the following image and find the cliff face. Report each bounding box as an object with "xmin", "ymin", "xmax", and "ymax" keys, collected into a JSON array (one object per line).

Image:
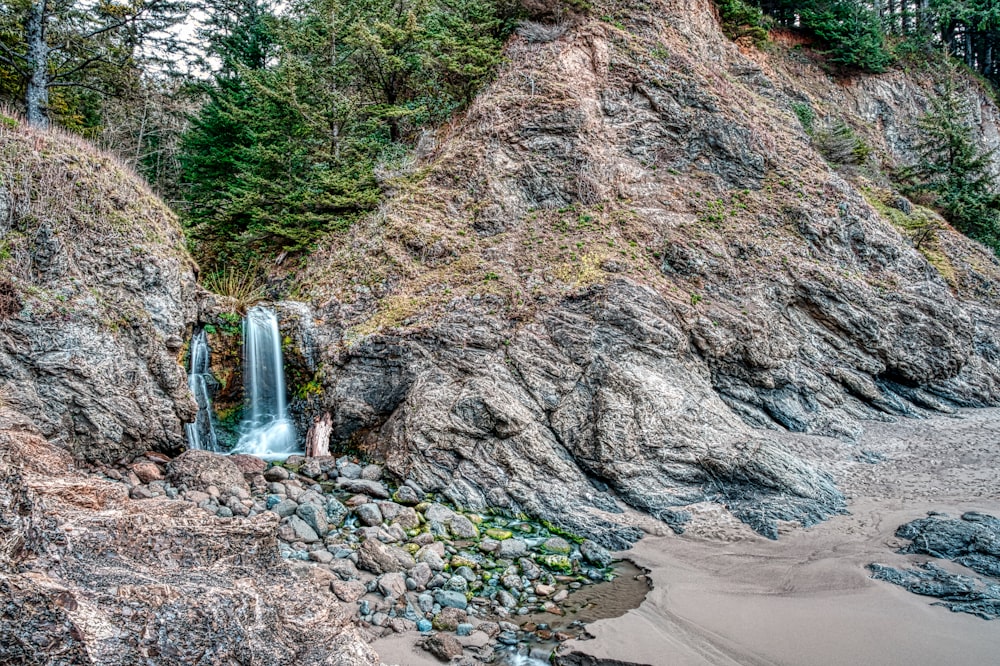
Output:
[
  {"xmin": 294, "ymin": 0, "xmax": 1000, "ymax": 544},
  {"xmin": 0, "ymin": 119, "xmax": 198, "ymax": 462}
]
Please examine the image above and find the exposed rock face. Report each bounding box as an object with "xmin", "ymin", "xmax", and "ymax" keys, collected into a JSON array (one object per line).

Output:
[
  {"xmin": 0, "ymin": 416, "xmax": 379, "ymax": 664},
  {"xmin": 0, "ymin": 121, "xmax": 198, "ymax": 462},
  {"xmin": 870, "ymin": 512, "xmax": 1000, "ymax": 620},
  {"xmin": 294, "ymin": 0, "xmax": 1000, "ymax": 543}
]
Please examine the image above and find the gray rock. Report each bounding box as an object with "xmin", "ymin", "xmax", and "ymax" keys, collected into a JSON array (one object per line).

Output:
[
  {"xmin": 325, "ymin": 497, "xmax": 349, "ymax": 526},
  {"xmin": 272, "ymin": 499, "xmax": 298, "ymax": 518},
  {"xmin": 542, "ymin": 537, "xmax": 571, "ymax": 554},
  {"xmin": 416, "ymin": 546, "xmax": 446, "ymax": 571},
  {"xmin": 296, "ymin": 503, "xmax": 329, "ymax": 537},
  {"xmin": 340, "ymin": 463, "xmax": 363, "ymax": 479},
  {"xmin": 330, "ymin": 579, "xmax": 367, "ymax": 603},
  {"xmin": 434, "ymin": 589, "xmax": 469, "ymax": 610},
  {"xmin": 393, "ymin": 485, "xmax": 421, "ymax": 505},
  {"xmin": 894, "ymin": 512, "xmax": 1000, "ymax": 578},
  {"xmin": 580, "ymin": 539, "xmax": 613, "ymax": 567},
  {"xmin": 454, "ymin": 566, "xmax": 477, "ymax": 582},
  {"xmin": 278, "ymin": 516, "xmax": 319, "ymax": 544},
  {"xmin": 355, "ymin": 503, "xmax": 383, "ymax": 527},
  {"xmin": 263, "ymin": 466, "xmax": 290, "ymax": 482},
  {"xmin": 336, "ymin": 477, "xmax": 390, "ymax": 499},
  {"xmin": 410, "ymin": 562, "xmax": 433, "ymax": 589},
  {"xmin": 498, "ymin": 539, "xmax": 527, "ymax": 559},
  {"xmin": 444, "ymin": 575, "xmax": 468, "ymax": 593},
  {"xmin": 448, "ymin": 514, "xmax": 479, "ymax": 539},
  {"xmin": 377, "ymin": 572, "xmax": 407, "ymax": 599},
  {"xmin": 309, "ymin": 549, "xmax": 334, "ymax": 564},
  {"xmin": 418, "ymin": 593, "xmax": 435, "ymax": 614},
  {"xmin": 361, "ymin": 464, "xmax": 383, "ymax": 481}
]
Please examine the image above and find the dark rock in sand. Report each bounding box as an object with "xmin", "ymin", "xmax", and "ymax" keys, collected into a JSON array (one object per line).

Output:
[
  {"xmin": 869, "ymin": 562, "xmax": 1000, "ymax": 620},
  {"xmin": 895, "ymin": 512, "xmax": 1000, "ymax": 578},
  {"xmin": 423, "ymin": 632, "xmax": 464, "ymax": 661}
]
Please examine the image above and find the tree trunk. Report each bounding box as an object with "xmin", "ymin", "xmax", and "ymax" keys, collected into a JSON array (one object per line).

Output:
[
  {"xmin": 25, "ymin": 0, "xmax": 49, "ymax": 128},
  {"xmin": 305, "ymin": 412, "xmax": 332, "ymax": 457}
]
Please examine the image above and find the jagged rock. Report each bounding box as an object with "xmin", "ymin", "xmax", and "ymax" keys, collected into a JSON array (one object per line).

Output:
[
  {"xmin": 410, "ymin": 562, "xmax": 433, "ymax": 589},
  {"xmin": 278, "ymin": 515, "xmax": 320, "ymax": 543},
  {"xmin": 433, "ymin": 606, "xmax": 468, "ymax": 631},
  {"xmin": 580, "ymin": 540, "xmax": 613, "ymax": 568},
  {"xmin": 340, "ymin": 462, "xmax": 363, "ymax": 479},
  {"xmin": 167, "ymin": 451, "xmax": 249, "ymax": 495},
  {"xmin": 325, "ymin": 497, "xmax": 349, "ymax": 526},
  {"xmin": 0, "ymin": 426, "xmax": 379, "ymax": 664},
  {"xmin": 331, "ymin": 579, "xmax": 367, "ymax": 603},
  {"xmin": 377, "ymin": 572, "xmax": 407, "ymax": 599},
  {"xmin": 416, "ymin": 546, "xmax": 446, "ymax": 571},
  {"xmin": 296, "ymin": 503, "xmax": 329, "ymax": 537},
  {"xmin": 870, "ymin": 563, "xmax": 1000, "ymax": 620},
  {"xmin": 393, "ymin": 485, "xmax": 422, "ymax": 505},
  {"xmin": 361, "ymin": 464, "xmax": 383, "ymax": 481},
  {"xmin": 895, "ymin": 512, "xmax": 1000, "ymax": 577},
  {"xmin": 357, "ymin": 538, "xmax": 403, "ymax": 574},
  {"xmin": 449, "ymin": 514, "xmax": 479, "ymax": 539}
]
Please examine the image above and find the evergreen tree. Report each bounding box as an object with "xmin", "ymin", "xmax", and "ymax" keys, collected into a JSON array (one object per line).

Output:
[
  {"xmin": 903, "ymin": 80, "xmax": 1000, "ymax": 252},
  {"xmin": 0, "ymin": 0, "xmax": 186, "ymax": 127}
]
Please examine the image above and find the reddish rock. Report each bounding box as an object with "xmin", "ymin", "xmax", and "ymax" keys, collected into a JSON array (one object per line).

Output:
[
  {"xmin": 230, "ymin": 454, "xmax": 267, "ymax": 475},
  {"xmin": 423, "ymin": 633, "xmax": 463, "ymax": 661},
  {"xmin": 130, "ymin": 461, "xmax": 164, "ymax": 483}
]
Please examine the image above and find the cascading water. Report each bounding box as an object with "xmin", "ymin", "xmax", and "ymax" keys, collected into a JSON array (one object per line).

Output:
[
  {"xmin": 185, "ymin": 330, "xmax": 220, "ymax": 451},
  {"xmin": 233, "ymin": 305, "xmax": 301, "ymax": 459}
]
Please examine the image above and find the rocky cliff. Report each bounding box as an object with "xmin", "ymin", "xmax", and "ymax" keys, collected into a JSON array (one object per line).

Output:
[
  {"xmin": 292, "ymin": 0, "xmax": 1000, "ymax": 545},
  {"xmin": 0, "ymin": 120, "xmax": 198, "ymax": 462}
]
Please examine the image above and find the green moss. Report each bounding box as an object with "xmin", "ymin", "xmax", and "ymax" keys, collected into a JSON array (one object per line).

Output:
[{"xmin": 485, "ymin": 528, "xmax": 513, "ymax": 540}]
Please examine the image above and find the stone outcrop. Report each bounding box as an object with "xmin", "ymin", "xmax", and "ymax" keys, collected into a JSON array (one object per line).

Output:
[
  {"xmin": 286, "ymin": 0, "xmax": 1000, "ymax": 544},
  {"xmin": 869, "ymin": 512, "xmax": 1000, "ymax": 620},
  {"xmin": 0, "ymin": 415, "xmax": 379, "ymax": 664},
  {"xmin": 0, "ymin": 120, "xmax": 198, "ymax": 462}
]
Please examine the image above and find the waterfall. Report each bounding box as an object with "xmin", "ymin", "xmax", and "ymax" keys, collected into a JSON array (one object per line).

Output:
[
  {"xmin": 185, "ymin": 330, "xmax": 220, "ymax": 451},
  {"xmin": 234, "ymin": 305, "xmax": 300, "ymax": 459}
]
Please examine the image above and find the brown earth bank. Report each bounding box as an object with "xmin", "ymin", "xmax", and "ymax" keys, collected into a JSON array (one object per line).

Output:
[{"xmin": 557, "ymin": 408, "xmax": 1000, "ymax": 666}]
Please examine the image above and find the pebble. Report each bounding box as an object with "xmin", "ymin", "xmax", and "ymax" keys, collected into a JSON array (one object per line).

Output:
[
  {"xmin": 456, "ymin": 623, "xmax": 474, "ymax": 637},
  {"xmin": 416, "ymin": 619, "xmax": 432, "ymax": 632},
  {"xmin": 434, "ymin": 589, "xmax": 468, "ymax": 610}
]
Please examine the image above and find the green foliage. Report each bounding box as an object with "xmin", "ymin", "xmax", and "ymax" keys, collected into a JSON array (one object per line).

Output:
[
  {"xmin": 900, "ymin": 80, "xmax": 1000, "ymax": 253},
  {"xmin": 716, "ymin": 0, "xmax": 769, "ymax": 46},
  {"xmin": 179, "ymin": 0, "xmax": 520, "ymax": 272},
  {"xmin": 800, "ymin": 1, "xmax": 893, "ymax": 72},
  {"xmin": 812, "ymin": 120, "xmax": 871, "ymax": 165},
  {"xmin": 791, "ymin": 102, "xmax": 815, "ymax": 132}
]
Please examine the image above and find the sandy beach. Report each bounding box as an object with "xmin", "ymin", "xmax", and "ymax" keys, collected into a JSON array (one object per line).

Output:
[{"xmin": 560, "ymin": 409, "xmax": 1000, "ymax": 666}]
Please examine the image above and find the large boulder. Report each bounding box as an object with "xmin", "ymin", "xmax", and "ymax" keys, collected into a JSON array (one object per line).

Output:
[
  {"xmin": 166, "ymin": 450, "xmax": 248, "ymax": 494},
  {"xmin": 0, "ymin": 119, "xmax": 198, "ymax": 462}
]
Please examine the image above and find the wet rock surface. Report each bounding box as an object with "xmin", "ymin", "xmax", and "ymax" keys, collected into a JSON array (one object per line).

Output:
[
  {"xmin": 118, "ymin": 450, "xmax": 650, "ymax": 664},
  {"xmin": 870, "ymin": 512, "xmax": 1000, "ymax": 620}
]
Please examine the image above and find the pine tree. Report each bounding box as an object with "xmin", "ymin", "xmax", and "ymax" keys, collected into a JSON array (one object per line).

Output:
[{"xmin": 903, "ymin": 80, "xmax": 1000, "ymax": 252}]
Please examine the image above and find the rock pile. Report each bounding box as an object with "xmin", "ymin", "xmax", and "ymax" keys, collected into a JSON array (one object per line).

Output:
[{"xmin": 117, "ymin": 450, "xmax": 624, "ymax": 662}]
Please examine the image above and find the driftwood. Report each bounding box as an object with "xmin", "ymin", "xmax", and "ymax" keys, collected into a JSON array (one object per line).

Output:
[{"xmin": 305, "ymin": 412, "xmax": 332, "ymax": 458}]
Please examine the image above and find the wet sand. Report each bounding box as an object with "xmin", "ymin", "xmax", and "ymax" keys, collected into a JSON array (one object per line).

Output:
[{"xmin": 561, "ymin": 409, "xmax": 1000, "ymax": 666}]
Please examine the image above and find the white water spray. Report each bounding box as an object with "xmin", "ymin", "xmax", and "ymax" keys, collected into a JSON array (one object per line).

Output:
[
  {"xmin": 185, "ymin": 330, "xmax": 220, "ymax": 451},
  {"xmin": 233, "ymin": 306, "xmax": 300, "ymax": 459}
]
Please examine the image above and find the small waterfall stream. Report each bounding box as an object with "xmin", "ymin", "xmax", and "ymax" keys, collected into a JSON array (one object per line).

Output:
[
  {"xmin": 185, "ymin": 330, "xmax": 220, "ymax": 451},
  {"xmin": 233, "ymin": 305, "xmax": 301, "ymax": 459}
]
